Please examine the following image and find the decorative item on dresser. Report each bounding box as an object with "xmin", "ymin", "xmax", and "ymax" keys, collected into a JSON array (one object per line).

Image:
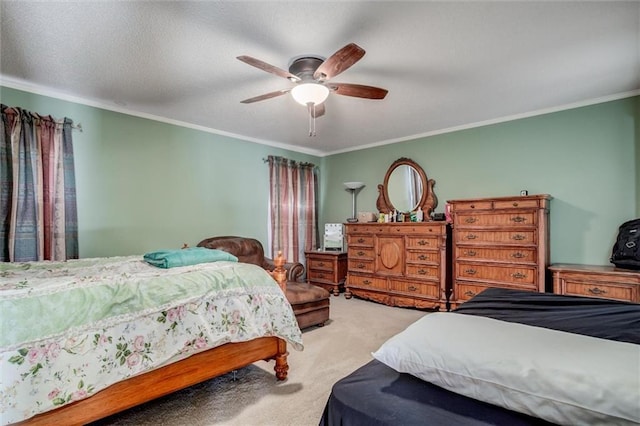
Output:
[
  {"xmin": 549, "ymin": 264, "xmax": 640, "ymax": 303},
  {"xmin": 447, "ymin": 194, "xmax": 551, "ymax": 309},
  {"xmin": 345, "ymin": 222, "xmax": 449, "ymax": 310},
  {"xmin": 305, "ymin": 250, "xmax": 348, "ymax": 296}
]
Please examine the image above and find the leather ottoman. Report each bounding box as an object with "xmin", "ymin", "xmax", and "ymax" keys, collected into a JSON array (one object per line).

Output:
[{"xmin": 286, "ymin": 282, "xmax": 330, "ymax": 329}]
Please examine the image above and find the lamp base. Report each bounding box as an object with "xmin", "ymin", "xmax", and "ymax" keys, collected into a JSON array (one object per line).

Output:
[{"xmin": 346, "ymin": 218, "xmax": 358, "ymax": 223}]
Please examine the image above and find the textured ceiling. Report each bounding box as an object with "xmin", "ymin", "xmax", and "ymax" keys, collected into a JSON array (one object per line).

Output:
[{"xmin": 1, "ymin": 1, "xmax": 639, "ymax": 156}]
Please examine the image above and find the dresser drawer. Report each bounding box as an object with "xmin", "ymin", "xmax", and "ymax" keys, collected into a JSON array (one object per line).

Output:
[
  {"xmin": 406, "ymin": 250, "xmax": 440, "ymax": 263},
  {"xmin": 456, "ymin": 262, "xmax": 537, "ymax": 286},
  {"xmin": 493, "ymin": 199, "xmax": 540, "ymax": 210},
  {"xmin": 455, "ymin": 230, "xmax": 537, "ymax": 245},
  {"xmin": 450, "ymin": 201, "xmax": 493, "ymax": 211},
  {"xmin": 389, "ymin": 279, "xmax": 439, "ymax": 298},
  {"xmin": 562, "ymin": 280, "xmax": 637, "ymax": 302},
  {"xmin": 455, "ymin": 246, "xmax": 537, "ymax": 264},
  {"xmin": 347, "ymin": 234, "xmax": 374, "ymax": 247},
  {"xmin": 406, "ymin": 264, "xmax": 439, "ymax": 281},
  {"xmin": 454, "ymin": 282, "xmax": 494, "ymax": 301},
  {"xmin": 348, "ymin": 247, "xmax": 375, "ymax": 260},
  {"xmin": 348, "ymin": 274, "xmax": 386, "ymax": 290},
  {"xmin": 455, "ymin": 212, "xmax": 537, "ymax": 228},
  {"xmin": 348, "ymin": 259, "xmax": 374, "ymax": 273},
  {"xmin": 406, "ymin": 236, "xmax": 440, "ymax": 249}
]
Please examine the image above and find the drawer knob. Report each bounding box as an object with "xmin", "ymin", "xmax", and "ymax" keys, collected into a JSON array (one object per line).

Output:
[
  {"xmin": 464, "ymin": 268, "xmax": 477, "ymax": 275},
  {"xmin": 511, "ymin": 216, "xmax": 526, "ymax": 223},
  {"xmin": 318, "ymin": 262, "xmax": 325, "ymax": 267},
  {"xmin": 408, "ymin": 285, "xmax": 418, "ymax": 292},
  {"xmin": 418, "ymin": 254, "xmax": 428, "ymax": 260},
  {"xmin": 318, "ymin": 273, "xmax": 325, "ymax": 278},
  {"xmin": 418, "ymin": 240, "xmax": 430, "ymax": 246},
  {"xmin": 465, "ymin": 250, "xmax": 477, "ymax": 257},
  {"xmin": 512, "ymin": 202, "xmax": 519, "ymax": 207},
  {"xmin": 470, "ymin": 204, "xmax": 475, "ymax": 209},
  {"xmin": 357, "ymin": 238, "xmax": 365, "ymax": 243},
  {"xmin": 588, "ymin": 287, "xmax": 607, "ymax": 295},
  {"xmin": 363, "ymin": 279, "xmax": 372, "ymax": 285},
  {"xmin": 465, "ymin": 290, "xmax": 477, "ymax": 297},
  {"xmin": 357, "ymin": 251, "xmax": 365, "ymax": 256},
  {"xmin": 465, "ymin": 217, "xmax": 477, "ymax": 223},
  {"xmin": 511, "ymin": 272, "xmax": 527, "ymax": 279},
  {"xmin": 465, "ymin": 234, "xmax": 478, "ymax": 240},
  {"xmin": 418, "ymin": 269, "xmax": 428, "ymax": 275},
  {"xmin": 511, "ymin": 234, "xmax": 526, "ymax": 241},
  {"xmin": 511, "ymin": 252, "xmax": 526, "ymax": 258},
  {"xmin": 357, "ymin": 263, "xmax": 365, "ymax": 269}
]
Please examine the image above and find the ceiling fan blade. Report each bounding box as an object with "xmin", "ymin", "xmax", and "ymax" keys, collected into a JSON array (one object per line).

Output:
[
  {"xmin": 237, "ymin": 55, "xmax": 301, "ymax": 82},
  {"xmin": 240, "ymin": 89, "xmax": 291, "ymax": 104},
  {"xmin": 313, "ymin": 43, "xmax": 366, "ymax": 81},
  {"xmin": 330, "ymin": 83, "xmax": 388, "ymax": 99},
  {"xmin": 311, "ymin": 103, "xmax": 325, "ymax": 118}
]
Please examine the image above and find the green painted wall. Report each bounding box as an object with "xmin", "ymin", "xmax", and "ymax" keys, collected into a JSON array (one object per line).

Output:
[
  {"xmin": 1, "ymin": 86, "xmax": 320, "ymax": 257},
  {"xmin": 2, "ymin": 86, "xmax": 637, "ymax": 265},
  {"xmin": 323, "ymin": 97, "xmax": 639, "ymax": 265}
]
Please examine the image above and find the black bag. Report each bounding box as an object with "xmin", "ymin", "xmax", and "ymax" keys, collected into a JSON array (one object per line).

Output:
[{"xmin": 610, "ymin": 218, "xmax": 640, "ymax": 270}]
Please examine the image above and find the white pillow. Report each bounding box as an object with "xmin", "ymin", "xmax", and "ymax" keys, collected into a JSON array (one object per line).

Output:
[{"xmin": 372, "ymin": 312, "xmax": 640, "ymax": 425}]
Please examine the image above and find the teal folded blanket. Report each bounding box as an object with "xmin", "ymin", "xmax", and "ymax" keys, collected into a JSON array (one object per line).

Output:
[{"xmin": 143, "ymin": 247, "xmax": 238, "ymax": 269}]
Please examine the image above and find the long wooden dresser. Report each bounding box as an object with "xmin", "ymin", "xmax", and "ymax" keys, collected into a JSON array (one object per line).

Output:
[
  {"xmin": 549, "ymin": 264, "xmax": 640, "ymax": 303},
  {"xmin": 344, "ymin": 222, "xmax": 449, "ymax": 310},
  {"xmin": 447, "ymin": 194, "xmax": 551, "ymax": 308}
]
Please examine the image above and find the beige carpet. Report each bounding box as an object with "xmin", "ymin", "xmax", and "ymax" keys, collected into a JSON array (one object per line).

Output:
[{"xmin": 91, "ymin": 296, "xmax": 427, "ymax": 426}]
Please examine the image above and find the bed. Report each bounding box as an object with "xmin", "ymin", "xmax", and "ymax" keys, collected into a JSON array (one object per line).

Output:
[
  {"xmin": 320, "ymin": 287, "xmax": 640, "ymax": 426},
  {"xmin": 0, "ymin": 249, "xmax": 303, "ymax": 425}
]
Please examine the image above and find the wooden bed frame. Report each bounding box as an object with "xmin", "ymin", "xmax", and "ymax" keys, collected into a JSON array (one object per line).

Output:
[{"xmin": 14, "ymin": 253, "xmax": 292, "ymax": 426}]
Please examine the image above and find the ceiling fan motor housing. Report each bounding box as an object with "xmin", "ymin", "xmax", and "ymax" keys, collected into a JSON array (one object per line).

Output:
[{"xmin": 288, "ymin": 56, "xmax": 325, "ymax": 81}]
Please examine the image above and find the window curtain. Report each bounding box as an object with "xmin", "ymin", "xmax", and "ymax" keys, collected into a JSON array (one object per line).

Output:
[
  {"xmin": 0, "ymin": 105, "xmax": 78, "ymax": 262},
  {"xmin": 268, "ymin": 155, "xmax": 318, "ymax": 264}
]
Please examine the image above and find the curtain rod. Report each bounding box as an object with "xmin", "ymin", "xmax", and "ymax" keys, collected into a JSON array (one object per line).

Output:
[{"xmin": 72, "ymin": 123, "xmax": 83, "ymax": 132}]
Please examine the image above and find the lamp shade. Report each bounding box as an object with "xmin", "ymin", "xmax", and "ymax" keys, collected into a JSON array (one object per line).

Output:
[
  {"xmin": 291, "ymin": 83, "xmax": 330, "ymax": 106},
  {"xmin": 343, "ymin": 181, "xmax": 365, "ymax": 190}
]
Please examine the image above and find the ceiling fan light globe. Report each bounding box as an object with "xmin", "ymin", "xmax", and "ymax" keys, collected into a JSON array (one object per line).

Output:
[{"xmin": 291, "ymin": 83, "xmax": 330, "ymax": 106}]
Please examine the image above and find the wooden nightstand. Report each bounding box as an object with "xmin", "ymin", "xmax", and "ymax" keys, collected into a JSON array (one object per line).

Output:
[
  {"xmin": 549, "ymin": 264, "xmax": 640, "ymax": 303},
  {"xmin": 305, "ymin": 250, "xmax": 348, "ymax": 296}
]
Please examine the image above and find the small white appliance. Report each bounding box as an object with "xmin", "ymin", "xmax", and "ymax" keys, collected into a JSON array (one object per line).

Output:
[{"xmin": 323, "ymin": 223, "xmax": 345, "ymax": 251}]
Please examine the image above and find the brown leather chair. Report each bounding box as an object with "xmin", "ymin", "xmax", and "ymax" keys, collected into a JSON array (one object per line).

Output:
[{"xmin": 197, "ymin": 236, "xmax": 330, "ymax": 329}]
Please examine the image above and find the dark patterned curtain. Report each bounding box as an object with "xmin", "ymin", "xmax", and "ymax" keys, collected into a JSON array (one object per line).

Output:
[
  {"xmin": 1, "ymin": 105, "xmax": 78, "ymax": 261},
  {"xmin": 268, "ymin": 155, "xmax": 318, "ymax": 263}
]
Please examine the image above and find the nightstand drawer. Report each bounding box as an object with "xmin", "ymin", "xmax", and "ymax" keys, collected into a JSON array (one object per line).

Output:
[{"xmin": 308, "ymin": 258, "xmax": 336, "ymax": 272}]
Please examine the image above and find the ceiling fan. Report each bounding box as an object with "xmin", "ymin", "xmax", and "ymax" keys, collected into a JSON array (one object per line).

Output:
[{"xmin": 237, "ymin": 43, "xmax": 388, "ymax": 136}]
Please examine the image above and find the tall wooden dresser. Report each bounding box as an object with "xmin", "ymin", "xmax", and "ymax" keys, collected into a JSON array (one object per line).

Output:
[
  {"xmin": 447, "ymin": 194, "xmax": 551, "ymax": 308},
  {"xmin": 344, "ymin": 222, "xmax": 449, "ymax": 310}
]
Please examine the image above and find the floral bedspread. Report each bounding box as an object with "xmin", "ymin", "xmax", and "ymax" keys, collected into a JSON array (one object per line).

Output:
[{"xmin": 0, "ymin": 256, "xmax": 303, "ymax": 424}]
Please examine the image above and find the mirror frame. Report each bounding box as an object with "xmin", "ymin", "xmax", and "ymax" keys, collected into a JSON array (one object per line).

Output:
[{"xmin": 376, "ymin": 157, "xmax": 437, "ymax": 217}]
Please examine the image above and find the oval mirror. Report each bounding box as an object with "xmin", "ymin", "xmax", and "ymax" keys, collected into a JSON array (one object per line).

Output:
[
  {"xmin": 387, "ymin": 165, "xmax": 423, "ymax": 212},
  {"xmin": 376, "ymin": 158, "xmax": 437, "ymax": 218}
]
